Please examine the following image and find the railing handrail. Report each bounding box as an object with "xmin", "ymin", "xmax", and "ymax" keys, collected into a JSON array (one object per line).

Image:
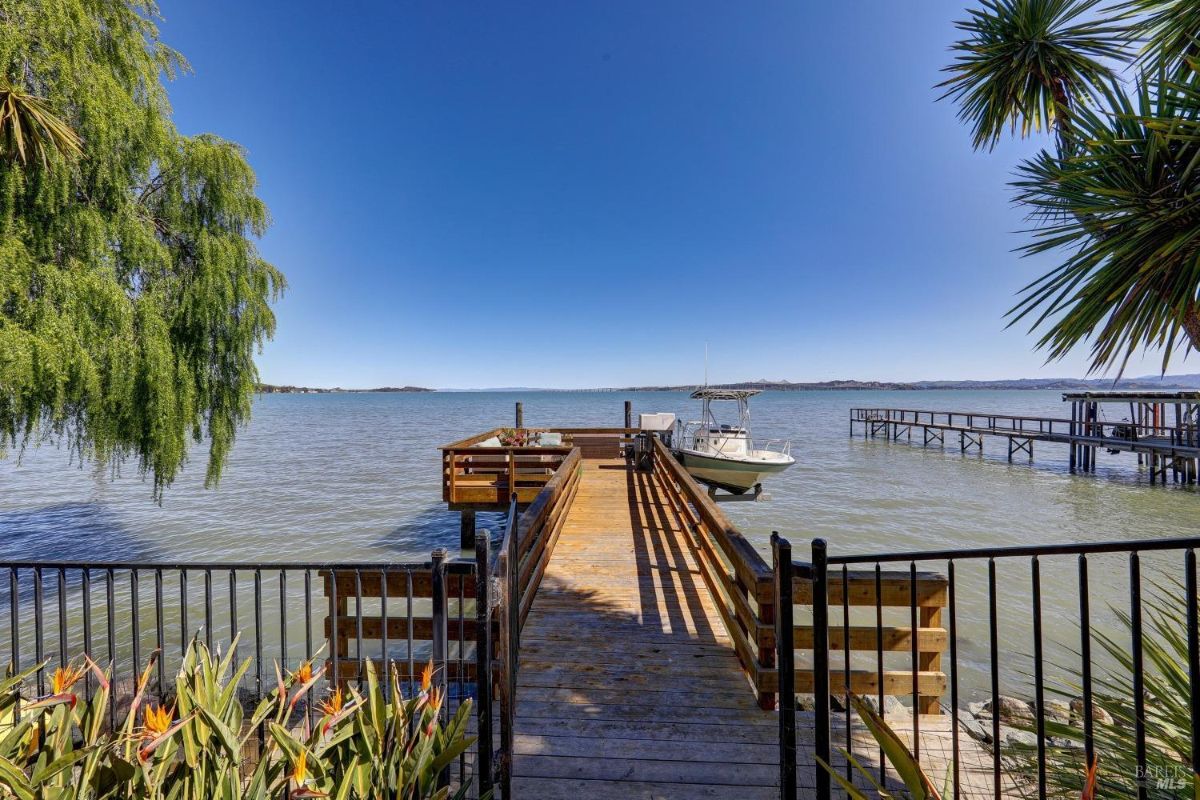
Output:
[
  {"xmin": 821, "ymin": 534, "xmax": 1200, "ymax": 565},
  {"xmin": 650, "ymin": 436, "xmax": 773, "ymax": 586},
  {"xmin": 850, "ymin": 406, "xmax": 1196, "ymax": 432},
  {"xmin": 440, "ymin": 426, "xmax": 640, "ymax": 451}
]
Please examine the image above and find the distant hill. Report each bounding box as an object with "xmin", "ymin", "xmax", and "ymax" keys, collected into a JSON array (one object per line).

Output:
[
  {"xmin": 257, "ymin": 384, "xmax": 434, "ymax": 394},
  {"xmin": 609, "ymin": 375, "xmax": 1200, "ymax": 392}
]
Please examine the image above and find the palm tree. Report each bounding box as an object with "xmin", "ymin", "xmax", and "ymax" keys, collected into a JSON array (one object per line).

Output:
[
  {"xmin": 940, "ymin": 0, "xmax": 1200, "ymax": 375},
  {"xmin": 937, "ymin": 0, "xmax": 1129, "ymax": 150}
]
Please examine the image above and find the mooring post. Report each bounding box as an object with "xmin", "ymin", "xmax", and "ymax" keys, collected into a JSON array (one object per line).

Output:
[
  {"xmin": 624, "ymin": 400, "xmax": 632, "ymax": 429},
  {"xmin": 460, "ymin": 510, "xmax": 476, "ymax": 550},
  {"xmin": 514, "ymin": 401, "xmax": 523, "ymax": 429}
]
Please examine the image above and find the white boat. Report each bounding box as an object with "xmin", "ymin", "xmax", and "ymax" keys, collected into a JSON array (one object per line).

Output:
[{"xmin": 671, "ymin": 388, "xmax": 794, "ymax": 494}]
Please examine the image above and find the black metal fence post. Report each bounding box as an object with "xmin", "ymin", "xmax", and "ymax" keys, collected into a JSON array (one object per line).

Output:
[
  {"xmin": 431, "ymin": 547, "xmax": 450, "ymax": 789},
  {"xmin": 812, "ymin": 538, "xmax": 832, "ymax": 800},
  {"xmin": 431, "ymin": 548, "xmax": 449, "ymax": 709},
  {"xmin": 500, "ymin": 494, "xmax": 519, "ymax": 799},
  {"xmin": 772, "ymin": 533, "xmax": 797, "ymax": 800},
  {"xmin": 476, "ymin": 532, "xmax": 494, "ymax": 796}
]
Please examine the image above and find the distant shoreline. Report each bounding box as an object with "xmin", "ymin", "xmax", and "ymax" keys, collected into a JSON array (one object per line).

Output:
[
  {"xmin": 601, "ymin": 377, "xmax": 1200, "ymax": 392},
  {"xmin": 256, "ymin": 384, "xmax": 434, "ymax": 394},
  {"xmin": 258, "ymin": 376, "xmax": 1200, "ymax": 394}
]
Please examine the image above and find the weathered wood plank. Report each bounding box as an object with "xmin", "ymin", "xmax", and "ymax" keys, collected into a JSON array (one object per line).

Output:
[
  {"xmin": 510, "ymin": 777, "xmax": 779, "ymax": 800},
  {"xmin": 793, "ymin": 668, "xmax": 947, "ymax": 696},
  {"xmin": 511, "ymin": 459, "xmax": 778, "ymax": 793},
  {"xmin": 513, "ymin": 754, "xmax": 777, "ymax": 786},
  {"xmin": 791, "ymin": 571, "xmax": 948, "ymax": 607},
  {"xmin": 512, "ymin": 733, "xmax": 780, "ymax": 765},
  {"xmin": 793, "ymin": 624, "xmax": 948, "ymax": 652},
  {"xmin": 509, "ymin": 716, "xmax": 780, "ymax": 744}
]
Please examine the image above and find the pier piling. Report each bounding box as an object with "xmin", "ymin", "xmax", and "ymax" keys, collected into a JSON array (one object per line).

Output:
[{"xmin": 459, "ymin": 510, "xmax": 476, "ymax": 550}]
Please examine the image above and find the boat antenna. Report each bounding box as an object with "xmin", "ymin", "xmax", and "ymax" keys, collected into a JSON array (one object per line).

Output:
[{"xmin": 704, "ymin": 343, "xmax": 709, "ymax": 388}]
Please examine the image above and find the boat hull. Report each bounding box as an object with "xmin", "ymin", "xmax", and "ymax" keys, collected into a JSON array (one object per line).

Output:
[{"xmin": 671, "ymin": 449, "xmax": 793, "ymax": 494}]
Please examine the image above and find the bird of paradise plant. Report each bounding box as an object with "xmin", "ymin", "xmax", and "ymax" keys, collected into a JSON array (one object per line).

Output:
[{"xmin": 0, "ymin": 637, "xmax": 482, "ymax": 799}]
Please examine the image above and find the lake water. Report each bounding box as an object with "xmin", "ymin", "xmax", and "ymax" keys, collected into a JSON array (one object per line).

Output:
[{"xmin": 3, "ymin": 389, "xmax": 1199, "ymax": 700}]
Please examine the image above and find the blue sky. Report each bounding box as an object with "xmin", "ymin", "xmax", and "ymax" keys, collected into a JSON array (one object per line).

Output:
[{"xmin": 158, "ymin": 1, "xmax": 1165, "ymax": 389}]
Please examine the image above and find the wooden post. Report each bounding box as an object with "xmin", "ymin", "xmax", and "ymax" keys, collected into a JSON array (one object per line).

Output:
[
  {"xmin": 460, "ymin": 510, "xmax": 476, "ymax": 550},
  {"xmin": 624, "ymin": 400, "xmax": 633, "ymax": 429},
  {"xmin": 515, "ymin": 402, "xmax": 523, "ymax": 429},
  {"xmin": 1069, "ymin": 402, "xmax": 1077, "ymax": 473},
  {"xmin": 919, "ymin": 604, "xmax": 943, "ymax": 715},
  {"xmin": 1137, "ymin": 404, "xmax": 1144, "ymax": 467}
]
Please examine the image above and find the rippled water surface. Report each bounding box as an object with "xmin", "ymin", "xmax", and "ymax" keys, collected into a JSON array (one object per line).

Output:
[{"xmin": 3, "ymin": 390, "xmax": 1199, "ymax": 698}]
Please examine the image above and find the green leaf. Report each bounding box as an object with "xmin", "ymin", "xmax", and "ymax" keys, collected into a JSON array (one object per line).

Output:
[
  {"xmin": 29, "ymin": 747, "xmax": 91, "ymax": 786},
  {"xmin": 849, "ymin": 694, "xmax": 936, "ymax": 800},
  {"xmin": 195, "ymin": 705, "xmax": 243, "ymax": 761},
  {"xmin": 0, "ymin": 754, "xmax": 34, "ymax": 800},
  {"xmin": 817, "ymin": 755, "xmax": 875, "ymax": 800}
]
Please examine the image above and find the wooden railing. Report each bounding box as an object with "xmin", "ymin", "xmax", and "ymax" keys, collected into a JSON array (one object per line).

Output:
[
  {"xmin": 791, "ymin": 568, "xmax": 948, "ymax": 714},
  {"xmin": 851, "ymin": 406, "xmax": 1195, "ymax": 443},
  {"xmin": 647, "ymin": 437, "xmax": 951, "ymax": 715},
  {"xmin": 650, "ymin": 437, "xmax": 779, "ymax": 709},
  {"xmin": 494, "ymin": 446, "xmax": 584, "ymax": 796},
  {"xmin": 513, "ymin": 448, "xmax": 583, "ymax": 623},
  {"xmin": 441, "ymin": 427, "xmax": 635, "ymax": 506},
  {"xmin": 321, "ymin": 559, "xmax": 479, "ymax": 686}
]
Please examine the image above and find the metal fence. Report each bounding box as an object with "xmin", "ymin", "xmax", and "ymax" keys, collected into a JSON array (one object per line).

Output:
[
  {"xmin": 1, "ymin": 552, "xmax": 492, "ymax": 795},
  {"xmin": 774, "ymin": 534, "xmax": 1200, "ymax": 800}
]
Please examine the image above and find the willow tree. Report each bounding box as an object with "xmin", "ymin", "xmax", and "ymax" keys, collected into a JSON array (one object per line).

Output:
[
  {"xmin": 0, "ymin": 0, "xmax": 284, "ymax": 499},
  {"xmin": 940, "ymin": 0, "xmax": 1200, "ymax": 375}
]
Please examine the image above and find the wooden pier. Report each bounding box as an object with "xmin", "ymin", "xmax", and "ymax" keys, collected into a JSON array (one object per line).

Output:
[
  {"xmin": 429, "ymin": 418, "xmax": 965, "ymax": 798},
  {"xmin": 852, "ymin": 391, "xmax": 1200, "ymax": 484},
  {"xmin": 510, "ymin": 456, "xmax": 780, "ymax": 798}
]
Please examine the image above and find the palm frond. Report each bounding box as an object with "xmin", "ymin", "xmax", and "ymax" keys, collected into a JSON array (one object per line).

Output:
[
  {"xmin": 1007, "ymin": 74, "xmax": 1200, "ymax": 375},
  {"xmin": 938, "ymin": 0, "xmax": 1131, "ymax": 150},
  {"xmin": 1119, "ymin": 0, "xmax": 1200, "ymax": 74},
  {"xmin": 0, "ymin": 85, "xmax": 83, "ymax": 166}
]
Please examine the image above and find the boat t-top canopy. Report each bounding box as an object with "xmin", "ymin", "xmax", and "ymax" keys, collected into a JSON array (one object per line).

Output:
[{"xmin": 690, "ymin": 388, "xmax": 762, "ymax": 401}]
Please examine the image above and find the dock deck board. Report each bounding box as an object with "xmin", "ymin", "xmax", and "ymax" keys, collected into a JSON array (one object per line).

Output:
[
  {"xmin": 511, "ymin": 458, "xmax": 779, "ymax": 797},
  {"xmin": 509, "ymin": 457, "xmax": 1002, "ymax": 799}
]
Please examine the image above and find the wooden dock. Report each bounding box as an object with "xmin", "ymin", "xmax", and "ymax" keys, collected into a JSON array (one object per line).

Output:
[
  {"xmin": 432, "ymin": 421, "xmax": 979, "ymax": 798},
  {"xmin": 510, "ymin": 457, "xmax": 779, "ymax": 798},
  {"xmin": 852, "ymin": 393, "xmax": 1200, "ymax": 484}
]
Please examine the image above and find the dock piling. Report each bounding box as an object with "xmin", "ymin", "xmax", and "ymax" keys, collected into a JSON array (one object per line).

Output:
[{"xmin": 460, "ymin": 510, "xmax": 476, "ymax": 550}]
